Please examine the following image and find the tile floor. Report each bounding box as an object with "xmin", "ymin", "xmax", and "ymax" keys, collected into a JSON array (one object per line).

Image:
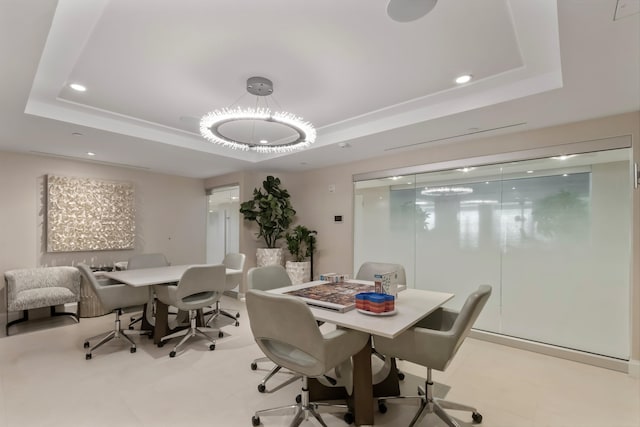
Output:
[{"xmin": 0, "ymin": 296, "xmax": 638, "ymax": 427}]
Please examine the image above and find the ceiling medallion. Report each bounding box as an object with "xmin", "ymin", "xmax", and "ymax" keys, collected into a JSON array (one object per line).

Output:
[{"xmin": 199, "ymin": 77, "xmax": 316, "ymax": 153}]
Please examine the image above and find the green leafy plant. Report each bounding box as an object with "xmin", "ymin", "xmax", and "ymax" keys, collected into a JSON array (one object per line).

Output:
[
  {"xmin": 532, "ymin": 189, "xmax": 588, "ymax": 239},
  {"xmin": 239, "ymin": 176, "xmax": 296, "ymax": 248},
  {"xmin": 286, "ymin": 225, "xmax": 317, "ymax": 262}
]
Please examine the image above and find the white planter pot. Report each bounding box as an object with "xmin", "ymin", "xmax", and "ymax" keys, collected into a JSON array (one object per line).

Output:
[
  {"xmin": 256, "ymin": 248, "xmax": 283, "ymax": 267},
  {"xmin": 286, "ymin": 260, "xmax": 311, "ymax": 285}
]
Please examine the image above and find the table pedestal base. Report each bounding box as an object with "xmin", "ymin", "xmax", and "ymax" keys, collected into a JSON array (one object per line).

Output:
[{"xmin": 308, "ymin": 347, "xmax": 401, "ymax": 426}]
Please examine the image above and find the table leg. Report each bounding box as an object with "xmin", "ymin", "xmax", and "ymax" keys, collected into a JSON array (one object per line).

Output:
[
  {"xmin": 352, "ymin": 337, "xmax": 374, "ymax": 426},
  {"xmin": 140, "ymin": 303, "xmax": 153, "ymax": 331},
  {"xmin": 154, "ymin": 300, "xmax": 169, "ymax": 345}
]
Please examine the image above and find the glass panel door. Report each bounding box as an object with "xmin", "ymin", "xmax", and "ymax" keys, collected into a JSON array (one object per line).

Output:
[
  {"xmin": 413, "ymin": 164, "xmax": 504, "ymax": 333},
  {"xmin": 206, "ymin": 186, "xmax": 240, "ymax": 264}
]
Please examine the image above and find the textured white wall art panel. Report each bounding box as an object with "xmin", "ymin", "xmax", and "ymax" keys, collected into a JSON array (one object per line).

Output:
[{"xmin": 47, "ymin": 175, "xmax": 135, "ymax": 252}]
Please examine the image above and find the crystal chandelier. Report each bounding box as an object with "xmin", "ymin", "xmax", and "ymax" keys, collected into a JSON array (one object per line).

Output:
[{"xmin": 200, "ymin": 77, "xmax": 316, "ymax": 153}]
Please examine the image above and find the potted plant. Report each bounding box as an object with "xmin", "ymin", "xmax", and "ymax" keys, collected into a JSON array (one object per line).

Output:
[
  {"xmin": 239, "ymin": 175, "xmax": 296, "ymax": 266},
  {"xmin": 285, "ymin": 225, "xmax": 317, "ymax": 284}
]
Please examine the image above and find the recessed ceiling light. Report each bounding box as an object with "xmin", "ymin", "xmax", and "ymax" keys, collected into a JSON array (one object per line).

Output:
[
  {"xmin": 527, "ymin": 170, "xmax": 534, "ymax": 174},
  {"xmin": 87, "ymin": 152, "xmax": 96, "ymax": 156},
  {"xmin": 456, "ymin": 167, "xmax": 475, "ymax": 173},
  {"xmin": 551, "ymin": 154, "xmax": 576, "ymax": 160},
  {"xmin": 455, "ymin": 74, "xmax": 472, "ymax": 84},
  {"xmin": 69, "ymin": 83, "xmax": 87, "ymax": 92},
  {"xmin": 259, "ymin": 139, "xmax": 269, "ymax": 144},
  {"xmin": 563, "ymin": 173, "xmax": 569, "ymax": 177}
]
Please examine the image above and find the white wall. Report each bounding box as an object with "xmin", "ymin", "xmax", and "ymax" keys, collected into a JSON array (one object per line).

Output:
[{"xmin": 0, "ymin": 151, "xmax": 207, "ymax": 331}]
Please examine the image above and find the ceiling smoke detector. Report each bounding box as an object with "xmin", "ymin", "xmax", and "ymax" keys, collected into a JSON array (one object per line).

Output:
[{"xmin": 387, "ymin": 0, "xmax": 438, "ymax": 23}]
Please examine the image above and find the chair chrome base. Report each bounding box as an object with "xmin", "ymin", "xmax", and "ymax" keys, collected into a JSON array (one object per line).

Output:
[
  {"xmin": 205, "ymin": 300, "xmax": 239, "ymax": 327},
  {"xmin": 252, "ymin": 376, "xmax": 350, "ymax": 427},
  {"xmin": 379, "ymin": 368, "xmax": 482, "ymax": 427},
  {"xmin": 84, "ymin": 309, "xmax": 146, "ymax": 359},
  {"xmin": 160, "ymin": 309, "xmax": 218, "ymax": 357},
  {"xmin": 251, "ymin": 356, "xmax": 302, "ymax": 393}
]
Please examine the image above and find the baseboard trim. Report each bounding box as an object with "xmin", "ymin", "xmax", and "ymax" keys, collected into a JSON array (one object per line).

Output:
[
  {"xmin": 628, "ymin": 359, "xmax": 640, "ymax": 378},
  {"xmin": 469, "ymin": 330, "xmax": 630, "ymax": 374}
]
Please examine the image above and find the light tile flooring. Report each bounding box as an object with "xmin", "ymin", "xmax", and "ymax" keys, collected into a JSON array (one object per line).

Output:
[{"xmin": 0, "ymin": 296, "xmax": 638, "ymax": 427}]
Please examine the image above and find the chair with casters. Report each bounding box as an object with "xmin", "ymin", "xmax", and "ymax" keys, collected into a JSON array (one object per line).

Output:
[
  {"xmin": 246, "ymin": 289, "xmax": 370, "ymax": 427},
  {"xmin": 374, "ymin": 285, "xmax": 492, "ymax": 427},
  {"xmin": 205, "ymin": 252, "xmax": 245, "ymax": 328},
  {"xmin": 127, "ymin": 253, "xmax": 170, "ymax": 270},
  {"xmin": 77, "ymin": 264, "xmax": 150, "ymax": 360},
  {"xmin": 356, "ymin": 261, "xmax": 407, "ymax": 380},
  {"xmin": 247, "ymin": 265, "xmax": 297, "ymax": 392},
  {"xmin": 126, "ymin": 253, "xmax": 170, "ymax": 329},
  {"xmin": 153, "ymin": 264, "xmax": 225, "ymax": 357},
  {"xmin": 355, "ymin": 261, "xmax": 407, "ymax": 288}
]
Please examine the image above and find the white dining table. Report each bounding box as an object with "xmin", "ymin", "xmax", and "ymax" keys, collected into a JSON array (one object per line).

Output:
[
  {"xmin": 102, "ymin": 264, "xmax": 241, "ymax": 344},
  {"xmin": 102, "ymin": 264, "xmax": 241, "ymax": 287},
  {"xmin": 269, "ymin": 280, "xmax": 454, "ymax": 426}
]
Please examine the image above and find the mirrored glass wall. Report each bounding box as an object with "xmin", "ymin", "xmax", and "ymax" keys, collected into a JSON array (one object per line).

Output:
[{"xmin": 354, "ymin": 147, "xmax": 632, "ymax": 359}]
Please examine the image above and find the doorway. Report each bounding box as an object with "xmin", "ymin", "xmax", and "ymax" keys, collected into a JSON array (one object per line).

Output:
[{"xmin": 206, "ymin": 185, "xmax": 240, "ymax": 265}]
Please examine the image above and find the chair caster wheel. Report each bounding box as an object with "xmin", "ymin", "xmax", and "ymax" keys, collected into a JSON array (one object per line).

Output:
[
  {"xmin": 129, "ymin": 326, "xmax": 134, "ymax": 330},
  {"xmin": 378, "ymin": 401, "xmax": 387, "ymax": 413},
  {"xmin": 218, "ymin": 331, "xmax": 224, "ymax": 338},
  {"xmin": 209, "ymin": 344, "xmax": 215, "ymax": 351},
  {"xmin": 398, "ymin": 371, "xmax": 405, "ymax": 380},
  {"xmin": 250, "ymin": 362, "xmax": 258, "ymax": 370},
  {"xmin": 236, "ymin": 313, "xmax": 240, "ymax": 318},
  {"xmin": 234, "ymin": 321, "xmax": 239, "ymax": 327},
  {"xmin": 83, "ymin": 341, "xmax": 89, "ymax": 348},
  {"xmin": 85, "ymin": 353, "xmax": 92, "ymax": 360},
  {"xmin": 295, "ymin": 394, "xmax": 301, "ymax": 403},
  {"xmin": 343, "ymin": 412, "xmax": 354, "ymax": 424},
  {"xmin": 472, "ymin": 412, "xmax": 483, "ymax": 423},
  {"xmin": 130, "ymin": 347, "xmax": 136, "ymax": 353},
  {"xmin": 252, "ymin": 416, "xmax": 260, "ymax": 426},
  {"xmin": 257, "ymin": 384, "xmax": 266, "ymax": 393},
  {"xmin": 158, "ymin": 342, "xmax": 164, "ymax": 347},
  {"xmin": 169, "ymin": 351, "xmax": 176, "ymax": 358}
]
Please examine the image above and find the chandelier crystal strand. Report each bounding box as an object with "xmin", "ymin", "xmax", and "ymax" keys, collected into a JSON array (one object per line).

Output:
[{"xmin": 199, "ymin": 77, "xmax": 316, "ymax": 153}]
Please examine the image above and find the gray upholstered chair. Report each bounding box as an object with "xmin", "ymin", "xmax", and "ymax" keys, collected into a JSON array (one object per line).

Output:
[
  {"xmin": 126, "ymin": 253, "xmax": 170, "ymax": 328},
  {"xmin": 247, "ymin": 265, "xmax": 297, "ymax": 392},
  {"xmin": 247, "ymin": 289, "xmax": 370, "ymax": 427},
  {"xmin": 78, "ymin": 264, "xmax": 150, "ymax": 359},
  {"xmin": 153, "ymin": 264, "xmax": 225, "ymax": 357},
  {"xmin": 355, "ymin": 261, "xmax": 407, "ymax": 286},
  {"xmin": 5, "ymin": 266, "xmax": 81, "ymax": 335},
  {"xmin": 205, "ymin": 252, "xmax": 245, "ymax": 327},
  {"xmin": 127, "ymin": 253, "xmax": 170, "ymax": 270},
  {"xmin": 374, "ymin": 285, "xmax": 492, "ymax": 427}
]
